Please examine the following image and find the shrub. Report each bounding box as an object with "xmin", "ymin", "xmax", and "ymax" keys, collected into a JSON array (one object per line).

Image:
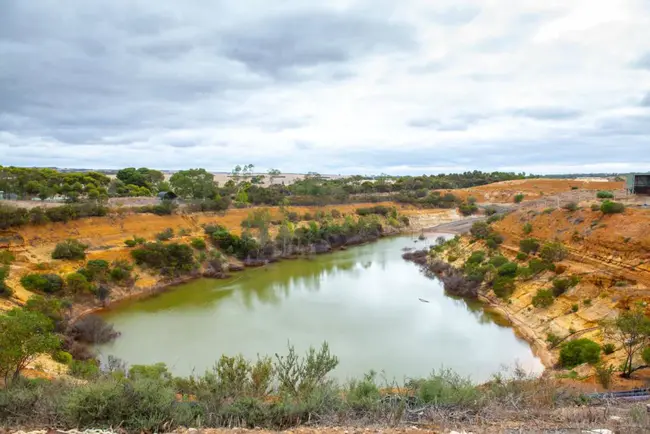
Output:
[
  {"xmin": 514, "ymin": 193, "xmax": 524, "ymax": 203},
  {"xmin": 124, "ymin": 236, "xmax": 146, "ymax": 247},
  {"xmin": 583, "ymin": 298, "xmax": 592, "ymax": 306},
  {"xmin": 458, "ymin": 202, "xmax": 478, "ymax": 216},
  {"xmin": 542, "ymin": 207, "xmax": 555, "ymax": 214},
  {"xmin": 155, "ymin": 228, "xmax": 174, "ymax": 241},
  {"xmin": 486, "ymin": 232, "xmax": 504, "ymax": 248},
  {"xmin": 602, "ymin": 343, "xmax": 615, "ymax": 355},
  {"xmin": 486, "ymin": 214, "xmax": 503, "ymax": 224},
  {"xmin": 69, "ymin": 360, "xmax": 101, "ymax": 380},
  {"xmin": 52, "ymin": 239, "xmax": 88, "ymax": 260},
  {"xmin": 497, "ymin": 262, "xmax": 518, "ymax": 277},
  {"xmin": 519, "ymin": 238, "xmax": 540, "ymax": 254},
  {"xmin": 355, "ymin": 205, "xmax": 393, "ymax": 217},
  {"xmin": 600, "ymin": 200, "xmax": 625, "ymax": 214},
  {"xmin": 53, "ymin": 350, "xmax": 73, "ymax": 365},
  {"xmin": 547, "ymin": 333, "xmax": 561, "ymax": 347},
  {"xmin": 489, "ymin": 255, "xmax": 508, "ymax": 268},
  {"xmin": 0, "ymin": 250, "xmax": 15, "ymax": 265},
  {"xmin": 20, "ymin": 273, "xmax": 64, "ymax": 294},
  {"xmin": 190, "ymin": 238, "xmax": 207, "ymax": 250},
  {"xmin": 470, "ymin": 221, "xmax": 491, "ymax": 239},
  {"xmin": 552, "ymin": 276, "xmax": 580, "ymax": 296},
  {"xmin": 571, "ymin": 304, "xmax": 579, "ymax": 313},
  {"xmin": 516, "ymin": 252, "xmax": 528, "ymax": 261},
  {"xmin": 68, "ymin": 315, "xmax": 119, "ymax": 344},
  {"xmin": 492, "ymin": 276, "xmax": 515, "ymax": 299},
  {"xmin": 302, "ymin": 212, "xmax": 313, "ymax": 221},
  {"xmin": 65, "ymin": 272, "xmax": 93, "ymax": 295},
  {"xmin": 596, "ymin": 191, "xmax": 614, "ymax": 199},
  {"xmin": 562, "ymin": 202, "xmax": 578, "ymax": 212},
  {"xmin": 109, "ymin": 260, "xmax": 133, "ymax": 283},
  {"xmin": 131, "ymin": 242, "xmax": 196, "ymax": 275},
  {"xmin": 540, "ymin": 242, "xmax": 568, "ymax": 262},
  {"xmin": 522, "ymin": 223, "xmax": 533, "ymax": 234},
  {"xmin": 595, "ymin": 363, "xmax": 615, "ymax": 389},
  {"xmin": 466, "ymin": 251, "xmax": 486, "ymax": 265},
  {"xmin": 532, "ymin": 289, "xmax": 554, "ymax": 308},
  {"xmin": 528, "ymin": 258, "xmax": 553, "ymax": 275},
  {"xmin": 415, "ymin": 369, "xmax": 479, "ymax": 407},
  {"xmin": 559, "ymin": 339, "xmax": 601, "ymax": 368},
  {"xmin": 78, "ymin": 259, "xmax": 110, "ymax": 283},
  {"xmin": 330, "ymin": 209, "xmax": 342, "ymax": 218}
]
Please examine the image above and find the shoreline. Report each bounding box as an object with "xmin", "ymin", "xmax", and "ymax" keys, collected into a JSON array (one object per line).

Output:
[{"xmin": 83, "ymin": 227, "xmax": 552, "ymax": 375}]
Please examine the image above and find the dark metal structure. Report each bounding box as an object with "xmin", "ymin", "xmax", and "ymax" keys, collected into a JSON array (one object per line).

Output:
[{"xmin": 626, "ymin": 173, "xmax": 650, "ymax": 195}]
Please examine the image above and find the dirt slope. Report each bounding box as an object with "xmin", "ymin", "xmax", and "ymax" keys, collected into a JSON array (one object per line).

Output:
[{"xmin": 436, "ymin": 178, "xmax": 625, "ymax": 204}]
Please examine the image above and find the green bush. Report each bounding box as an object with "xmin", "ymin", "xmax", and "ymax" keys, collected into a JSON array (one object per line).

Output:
[
  {"xmin": 492, "ymin": 276, "xmax": 515, "ymax": 299},
  {"xmin": 131, "ymin": 242, "xmax": 196, "ymax": 275},
  {"xmin": 540, "ymin": 242, "xmax": 568, "ymax": 262},
  {"xmin": 602, "ymin": 343, "xmax": 615, "ymax": 355},
  {"xmin": 551, "ymin": 276, "xmax": 580, "ymax": 296},
  {"xmin": 346, "ymin": 371, "xmax": 381, "ymax": 410},
  {"xmin": 571, "ymin": 304, "xmax": 579, "ymax": 313},
  {"xmin": 155, "ymin": 228, "xmax": 174, "ymax": 241},
  {"xmin": 52, "ymin": 239, "xmax": 88, "ymax": 260},
  {"xmin": 65, "ymin": 272, "xmax": 93, "ymax": 295},
  {"xmin": 470, "ymin": 221, "xmax": 491, "ymax": 239},
  {"xmin": 497, "ymin": 262, "xmax": 518, "ymax": 277},
  {"xmin": 559, "ymin": 339, "xmax": 601, "ymax": 368},
  {"xmin": 62, "ymin": 377, "xmax": 178, "ymax": 430},
  {"xmin": 355, "ymin": 205, "xmax": 393, "ymax": 217},
  {"xmin": 53, "ymin": 350, "xmax": 73, "ymax": 365},
  {"xmin": 486, "ymin": 214, "xmax": 503, "ymax": 224},
  {"xmin": 124, "ymin": 236, "xmax": 146, "ymax": 247},
  {"xmin": 458, "ymin": 202, "xmax": 478, "ymax": 216},
  {"xmin": 514, "ymin": 193, "xmax": 524, "ymax": 203},
  {"xmin": 532, "ymin": 289, "xmax": 554, "ymax": 308},
  {"xmin": 489, "ymin": 255, "xmax": 508, "ymax": 267},
  {"xmin": 466, "ymin": 251, "xmax": 486, "ymax": 265},
  {"xmin": 596, "ymin": 191, "xmax": 614, "ymax": 199},
  {"xmin": 600, "ymin": 200, "xmax": 625, "ymax": 214},
  {"xmin": 20, "ymin": 273, "xmax": 64, "ymax": 294},
  {"xmin": 109, "ymin": 260, "xmax": 133, "ymax": 283},
  {"xmin": 415, "ymin": 368, "xmax": 479, "ymax": 407},
  {"xmin": 80, "ymin": 259, "xmax": 110, "ymax": 282},
  {"xmin": 190, "ymin": 238, "xmax": 207, "ymax": 250},
  {"xmin": 519, "ymin": 238, "xmax": 540, "ymax": 254},
  {"xmin": 528, "ymin": 258, "xmax": 553, "ymax": 274},
  {"xmin": 516, "ymin": 252, "xmax": 528, "ymax": 261},
  {"xmin": 522, "ymin": 223, "xmax": 533, "ymax": 234}
]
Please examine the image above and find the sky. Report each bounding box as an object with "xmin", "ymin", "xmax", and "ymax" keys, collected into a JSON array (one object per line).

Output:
[{"xmin": 1, "ymin": 0, "xmax": 650, "ymax": 175}]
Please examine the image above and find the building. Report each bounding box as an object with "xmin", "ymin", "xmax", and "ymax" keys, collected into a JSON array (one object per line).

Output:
[{"xmin": 626, "ymin": 173, "xmax": 650, "ymax": 195}]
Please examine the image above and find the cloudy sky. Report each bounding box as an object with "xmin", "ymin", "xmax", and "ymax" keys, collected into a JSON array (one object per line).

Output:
[{"xmin": 1, "ymin": 0, "xmax": 650, "ymax": 175}]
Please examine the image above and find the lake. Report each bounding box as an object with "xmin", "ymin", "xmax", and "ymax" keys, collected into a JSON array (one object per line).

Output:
[{"xmin": 97, "ymin": 235, "xmax": 543, "ymax": 382}]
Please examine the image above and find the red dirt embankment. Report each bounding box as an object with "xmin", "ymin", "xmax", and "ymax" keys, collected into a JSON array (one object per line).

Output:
[{"xmin": 436, "ymin": 178, "xmax": 625, "ymax": 203}]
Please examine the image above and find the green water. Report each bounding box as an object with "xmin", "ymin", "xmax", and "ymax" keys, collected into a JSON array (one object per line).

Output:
[{"xmin": 98, "ymin": 235, "xmax": 543, "ymax": 382}]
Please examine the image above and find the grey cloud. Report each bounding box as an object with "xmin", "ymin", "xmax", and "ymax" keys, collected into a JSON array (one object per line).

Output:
[
  {"xmin": 511, "ymin": 107, "xmax": 582, "ymax": 120},
  {"xmin": 633, "ymin": 52, "xmax": 650, "ymax": 70},
  {"xmin": 219, "ymin": 11, "xmax": 416, "ymax": 78},
  {"xmin": 428, "ymin": 6, "xmax": 481, "ymax": 26},
  {"xmin": 641, "ymin": 92, "xmax": 650, "ymax": 107},
  {"xmin": 596, "ymin": 115, "xmax": 650, "ymax": 136}
]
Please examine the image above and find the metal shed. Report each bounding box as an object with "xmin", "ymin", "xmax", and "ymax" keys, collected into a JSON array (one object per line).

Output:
[{"xmin": 626, "ymin": 173, "xmax": 650, "ymax": 195}]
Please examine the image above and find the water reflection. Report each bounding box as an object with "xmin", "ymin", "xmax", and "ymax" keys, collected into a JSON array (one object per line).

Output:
[{"xmin": 99, "ymin": 235, "xmax": 543, "ymax": 381}]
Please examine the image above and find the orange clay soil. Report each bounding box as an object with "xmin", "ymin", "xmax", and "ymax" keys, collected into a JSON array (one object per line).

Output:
[
  {"xmin": 440, "ymin": 204, "xmax": 650, "ymax": 389},
  {"xmin": 0, "ymin": 203, "xmax": 454, "ymax": 309},
  {"xmin": 435, "ymin": 178, "xmax": 625, "ymax": 203}
]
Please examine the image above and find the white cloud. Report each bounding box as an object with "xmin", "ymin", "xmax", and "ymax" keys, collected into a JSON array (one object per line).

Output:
[{"xmin": 0, "ymin": 0, "xmax": 649, "ymax": 174}]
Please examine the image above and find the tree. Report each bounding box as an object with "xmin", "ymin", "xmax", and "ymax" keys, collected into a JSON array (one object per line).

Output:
[
  {"xmin": 603, "ymin": 308, "xmax": 650, "ymax": 377},
  {"xmin": 0, "ymin": 308, "xmax": 60, "ymax": 383},
  {"xmin": 267, "ymin": 168, "xmax": 282, "ymax": 185},
  {"xmin": 169, "ymin": 168, "xmax": 216, "ymax": 199}
]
